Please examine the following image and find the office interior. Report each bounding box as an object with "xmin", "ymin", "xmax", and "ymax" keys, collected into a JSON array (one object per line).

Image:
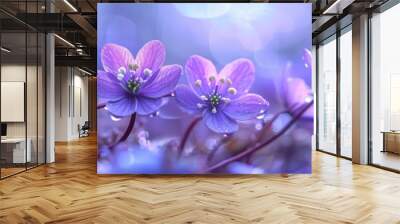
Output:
[
  {"xmin": 0, "ymin": 0, "xmax": 400, "ymax": 222},
  {"xmin": 0, "ymin": 0, "xmax": 399, "ymax": 178}
]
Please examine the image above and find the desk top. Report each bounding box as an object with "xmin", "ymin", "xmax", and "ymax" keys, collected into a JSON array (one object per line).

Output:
[
  {"xmin": 381, "ymin": 131, "xmax": 400, "ymax": 134},
  {"xmin": 1, "ymin": 138, "xmax": 28, "ymax": 143}
]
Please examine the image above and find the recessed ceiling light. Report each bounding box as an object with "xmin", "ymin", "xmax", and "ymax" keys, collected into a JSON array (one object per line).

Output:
[
  {"xmin": 1, "ymin": 47, "xmax": 11, "ymax": 53},
  {"xmin": 78, "ymin": 67, "xmax": 93, "ymax": 76},
  {"xmin": 54, "ymin": 34, "xmax": 75, "ymax": 48},
  {"xmin": 63, "ymin": 0, "xmax": 78, "ymax": 12}
]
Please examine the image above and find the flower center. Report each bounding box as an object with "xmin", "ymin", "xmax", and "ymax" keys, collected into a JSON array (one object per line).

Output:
[
  {"xmin": 127, "ymin": 79, "xmax": 141, "ymax": 93},
  {"xmin": 209, "ymin": 94, "xmax": 221, "ymax": 107}
]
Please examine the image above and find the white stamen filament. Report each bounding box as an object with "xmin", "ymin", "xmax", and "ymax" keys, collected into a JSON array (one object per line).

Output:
[
  {"xmin": 118, "ymin": 67, "xmax": 126, "ymax": 75},
  {"xmin": 211, "ymin": 107, "xmax": 217, "ymax": 113},
  {"xmin": 194, "ymin": 79, "xmax": 202, "ymax": 87},
  {"xmin": 228, "ymin": 87, "xmax": 237, "ymax": 95},
  {"xmin": 221, "ymin": 97, "xmax": 231, "ymax": 103},
  {"xmin": 143, "ymin": 68, "xmax": 152, "ymax": 77},
  {"xmin": 117, "ymin": 73, "xmax": 125, "ymax": 81},
  {"xmin": 200, "ymin": 95, "xmax": 208, "ymax": 101}
]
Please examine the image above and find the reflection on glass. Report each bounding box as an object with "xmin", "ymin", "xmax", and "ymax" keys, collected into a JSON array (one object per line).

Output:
[
  {"xmin": 318, "ymin": 37, "xmax": 337, "ymax": 154},
  {"xmin": 371, "ymin": 4, "xmax": 400, "ymax": 171},
  {"xmin": 340, "ymin": 29, "xmax": 352, "ymax": 158},
  {"xmin": 27, "ymin": 31, "xmax": 38, "ymax": 169},
  {"xmin": 1, "ymin": 31, "xmax": 27, "ymax": 177}
]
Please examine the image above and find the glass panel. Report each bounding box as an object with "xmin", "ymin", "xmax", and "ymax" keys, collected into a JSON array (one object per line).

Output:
[
  {"xmin": 38, "ymin": 32, "xmax": 45, "ymax": 165},
  {"xmin": 317, "ymin": 36, "xmax": 337, "ymax": 154},
  {"xmin": 371, "ymin": 4, "xmax": 400, "ymax": 171},
  {"xmin": 1, "ymin": 30, "xmax": 27, "ymax": 177},
  {"xmin": 339, "ymin": 29, "xmax": 352, "ymax": 158},
  {"xmin": 27, "ymin": 31, "xmax": 38, "ymax": 169}
]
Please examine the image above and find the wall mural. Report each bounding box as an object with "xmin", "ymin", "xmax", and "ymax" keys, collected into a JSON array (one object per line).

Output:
[{"xmin": 97, "ymin": 3, "xmax": 313, "ymax": 174}]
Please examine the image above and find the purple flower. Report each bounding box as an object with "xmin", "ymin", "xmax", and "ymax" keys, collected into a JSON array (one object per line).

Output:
[
  {"xmin": 175, "ymin": 55, "xmax": 269, "ymax": 134},
  {"xmin": 281, "ymin": 49, "xmax": 313, "ymax": 118},
  {"xmin": 98, "ymin": 40, "xmax": 182, "ymax": 117}
]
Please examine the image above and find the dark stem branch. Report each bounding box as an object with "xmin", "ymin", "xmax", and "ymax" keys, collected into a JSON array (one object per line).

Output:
[
  {"xmin": 205, "ymin": 100, "xmax": 313, "ymax": 173},
  {"xmin": 110, "ymin": 113, "xmax": 137, "ymax": 149},
  {"xmin": 97, "ymin": 103, "xmax": 106, "ymax": 109},
  {"xmin": 206, "ymin": 135, "xmax": 232, "ymax": 164},
  {"xmin": 177, "ymin": 117, "xmax": 201, "ymax": 158}
]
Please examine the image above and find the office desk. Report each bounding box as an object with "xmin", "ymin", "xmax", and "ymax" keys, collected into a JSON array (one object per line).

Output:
[
  {"xmin": 1, "ymin": 138, "xmax": 31, "ymax": 163},
  {"xmin": 381, "ymin": 131, "xmax": 400, "ymax": 154}
]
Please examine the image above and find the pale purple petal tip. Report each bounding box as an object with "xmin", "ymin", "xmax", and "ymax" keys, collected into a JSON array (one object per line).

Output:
[
  {"xmin": 218, "ymin": 58, "xmax": 255, "ymax": 95},
  {"xmin": 185, "ymin": 55, "xmax": 217, "ymax": 95},
  {"xmin": 140, "ymin": 64, "xmax": 182, "ymax": 98},
  {"xmin": 101, "ymin": 44, "xmax": 134, "ymax": 74},
  {"xmin": 136, "ymin": 40, "xmax": 166, "ymax": 74}
]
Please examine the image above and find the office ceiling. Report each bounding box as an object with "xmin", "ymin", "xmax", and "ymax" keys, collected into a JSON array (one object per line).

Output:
[{"xmin": 0, "ymin": 0, "xmax": 389, "ymax": 73}]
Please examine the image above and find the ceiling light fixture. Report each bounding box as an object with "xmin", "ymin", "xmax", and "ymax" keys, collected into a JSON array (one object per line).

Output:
[
  {"xmin": 1, "ymin": 47, "xmax": 11, "ymax": 53},
  {"xmin": 78, "ymin": 67, "xmax": 93, "ymax": 76},
  {"xmin": 63, "ymin": 0, "xmax": 78, "ymax": 12},
  {"xmin": 54, "ymin": 34, "xmax": 75, "ymax": 48},
  {"xmin": 322, "ymin": 0, "xmax": 354, "ymax": 15}
]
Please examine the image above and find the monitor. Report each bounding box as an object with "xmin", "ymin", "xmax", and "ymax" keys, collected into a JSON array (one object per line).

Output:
[{"xmin": 1, "ymin": 123, "xmax": 7, "ymax": 137}]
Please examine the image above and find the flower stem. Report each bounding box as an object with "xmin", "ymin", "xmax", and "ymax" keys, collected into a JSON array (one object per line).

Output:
[
  {"xmin": 206, "ymin": 135, "xmax": 232, "ymax": 164},
  {"xmin": 110, "ymin": 113, "xmax": 136, "ymax": 149},
  {"xmin": 177, "ymin": 117, "xmax": 201, "ymax": 158},
  {"xmin": 244, "ymin": 112, "xmax": 284, "ymax": 164},
  {"xmin": 97, "ymin": 103, "xmax": 106, "ymax": 109},
  {"xmin": 205, "ymin": 100, "xmax": 313, "ymax": 173}
]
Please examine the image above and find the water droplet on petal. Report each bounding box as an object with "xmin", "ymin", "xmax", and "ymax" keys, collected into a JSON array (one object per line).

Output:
[
  {"xmin": 305, "ymin": 95, "xmax": 313, "ymax": 103},
  {"xmin": 256, "ymin": 114, "xmax": 265, "ymax": 120},
  {"xmin": 110, "ymin": 115, "xmax": 121, "ymax": 121}
]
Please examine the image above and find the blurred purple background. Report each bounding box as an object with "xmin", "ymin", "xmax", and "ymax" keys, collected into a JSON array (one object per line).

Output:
[{"xmin": 97, "ymin": 3, "xmax": 313, "ymax": 174}]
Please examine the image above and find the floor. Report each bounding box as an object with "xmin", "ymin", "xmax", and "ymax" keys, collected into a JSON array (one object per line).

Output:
[
  {"xmin": 372, "ymin": 150, "xmax": 400, "ymax": 171},
  {"xmin": 0, "ymin": 136, "xmax": 400, "ymax": 224}
]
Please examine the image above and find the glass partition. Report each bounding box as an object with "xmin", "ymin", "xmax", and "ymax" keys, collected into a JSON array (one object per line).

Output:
[
  {"xmin": 370, "ymin": 3, "xmax": 400, "ymax": 171},
  {"xmin": 1, "ymin": 30, "xmax": 28, "ymax": 177},
  {"xmin": 317, "ymin": 36, "xmax": 337, "ymax": 154},
  {"xmin": 339, "ymin": 27, "xmax": 352, "ymax": 158},
  {"xmin": 0, "ymin": 1, "xmax": 46, "ymax": 179}
]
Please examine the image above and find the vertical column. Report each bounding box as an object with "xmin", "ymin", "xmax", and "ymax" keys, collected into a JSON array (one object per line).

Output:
[
  {"xmin": 46, "ymin": 1, "xmax": 55, "ymax": 163},
  {"xmin": 352, "ymin": 14, "xmax": 369, "ymax": 164}
]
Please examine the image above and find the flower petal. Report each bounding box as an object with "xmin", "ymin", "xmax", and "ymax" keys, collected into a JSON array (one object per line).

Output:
[
  {"xmin": 140, "ymin": 64, "xmax": 182, "ymax": 98},
  {"xmin": 98, "ymin": 71, "xmax": 126, "ymax": 101},
  {"xmin": 175, "ymin": 85, "xmax": 202, "ymax": 114},
  {"xmin": 203, "ymin": 111, "xmax": 238, "ymax": 134},
  {"xmin": 106, "ymin": 96, "xmax": 137, "ymax": 117},
  {"xmin": 224, "ymin": 93, "xmax": 268, "ymax": 121},
  {"xmin": 185, "ymin": 55, "xmax": 217, "ymax": 95},
  {"xmin": 135, "ymin": 96, "xmax": 163, "ymax": 115},
  {"xmin": 101, "ymin": 44, "xmax": 135, "ymax": 74},
  {"xmin": 303, "ymin": 48, "xmax": 312, "ymax": 69},
  {"xmin": 284, "ymin": 77, "xmax": 312, "ymax": 109},
  {"xmin": 218, "ymin": 58, "xmax": 255, "ymax": 96},
  {"xmin": 136, "ymin": 40, "xmax": 166, "ymax": 74}
]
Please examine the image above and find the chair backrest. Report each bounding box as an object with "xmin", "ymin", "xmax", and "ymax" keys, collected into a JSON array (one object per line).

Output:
[{"xmin": 82, "ymin": 121, "xmax": 90, "ymax": 129}]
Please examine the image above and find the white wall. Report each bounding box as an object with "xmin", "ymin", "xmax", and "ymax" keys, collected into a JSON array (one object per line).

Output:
[{"xmin": 55, "ymin": 67, "xmax": 89, "ymax": 141}]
